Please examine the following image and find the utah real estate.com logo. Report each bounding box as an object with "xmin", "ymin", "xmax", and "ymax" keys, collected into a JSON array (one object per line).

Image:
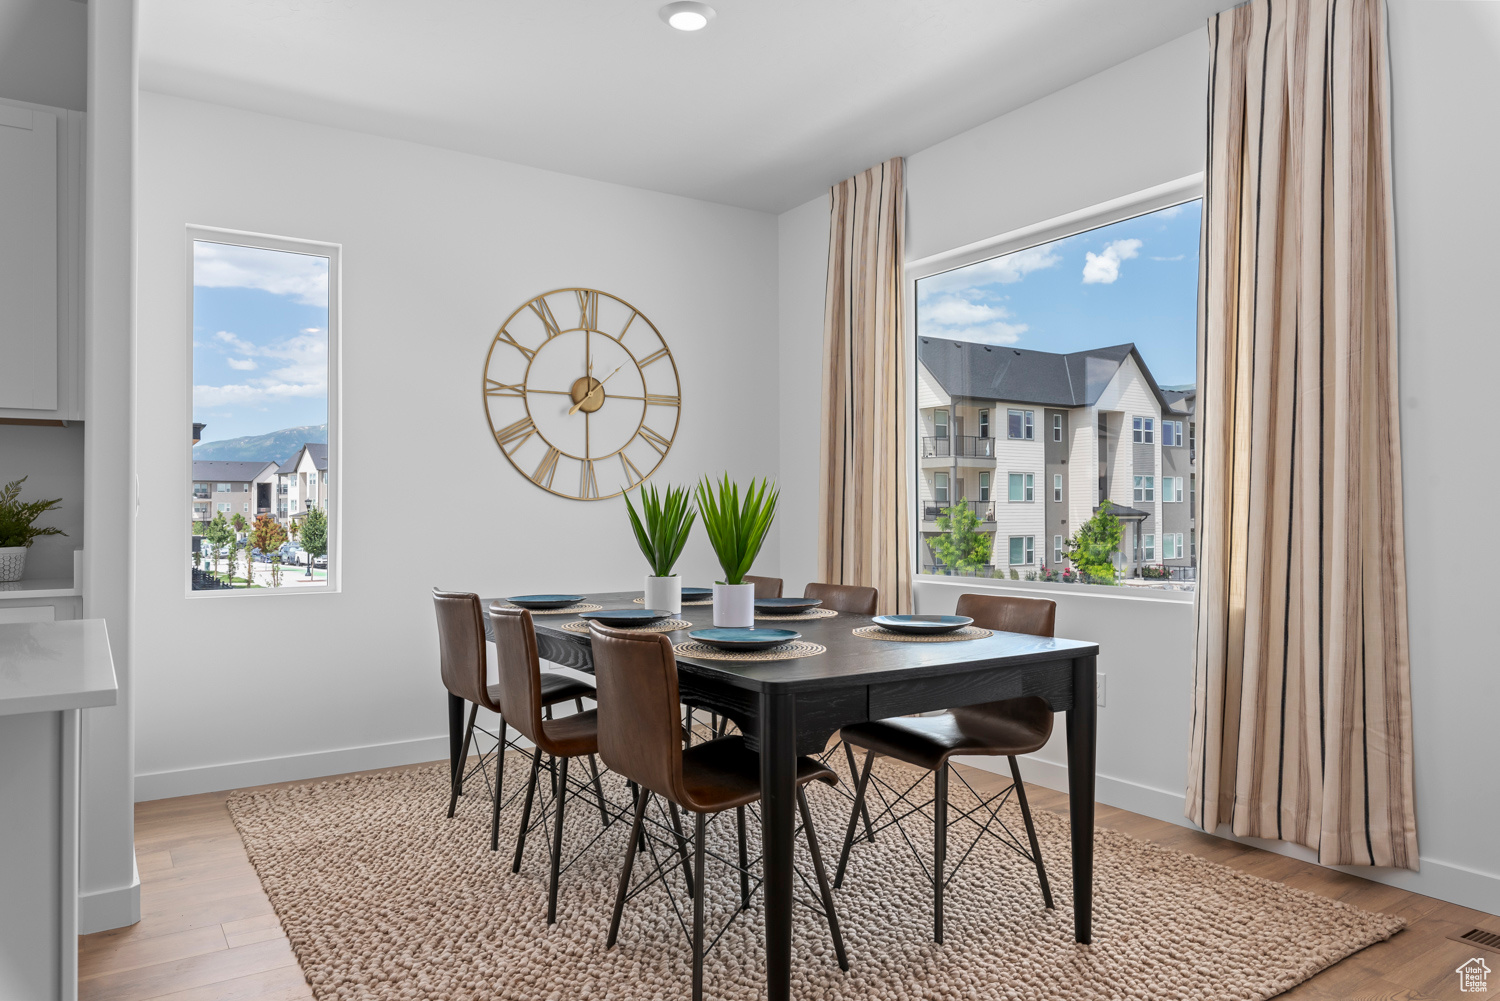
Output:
[{"xmin": 1459, "ymin": 957, "xmax": 1491, "ymax": 993}]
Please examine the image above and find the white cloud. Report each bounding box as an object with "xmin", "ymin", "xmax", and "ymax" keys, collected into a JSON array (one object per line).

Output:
[
  {"xmin": 195, "ymin": 327, "xmax": 328, "ymax": 410},
  {"xmin": 226, "ymin": 357, "xmax": 257, "ymax": 371},
  {"xmin": 1150, "ymin": 254, "xmax": 1185, "ymax": 262},
  {"xmin": 1082, "ymin": 239, "xmax": 1142, "ymax": 284},
  {"xmin": 194, "ymin": 242, "xmax": 329, "ymax": 307},
  {"xmin": 1156, "ymin": 203, "xmax": 1188, "ymax": 219},
  {"xmin": 919, "ymin": 294, "xmax": 1027, "ymax": 345},
  {"xmin": 918, "ymin": 244, "xmax": 1062, "ymax": 299}
]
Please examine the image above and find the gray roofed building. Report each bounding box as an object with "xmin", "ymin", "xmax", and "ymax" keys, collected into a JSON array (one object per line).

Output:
[
  {"xmin": 277, "ymin": 443, "xmax": 328, "ymax": 475},
  {"xmin": 192, "ymin": 460, "xmax": 279, "ymax": 482},
  {"xmin": 917, "ymin": 337, "xmax": 1178, "ymax": 415}
]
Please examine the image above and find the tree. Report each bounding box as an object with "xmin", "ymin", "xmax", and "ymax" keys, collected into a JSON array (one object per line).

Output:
[
  {"xmin": 1066, "ymin": 502, "xmax": 1123, "ymax": 585},
  {"xmin": 249, "ymin": 514, "xmax": 288, "ymax": 588},
  {"xmin": 928, "ymin": 502, "xmax": 992, "ymax": 576},
  {"xmin": 230, "ymin": 511, "xmax": 247, "ymax": 537},
  {"xmin": 300, "ymin": 507, "xmax": 327, "ymax": 578},
  {"xmin": 287, "ymin": 519, "xmax": 301, "ymax": 544},
  {"xmin": 203, "ymin": 513, "xmax": 232, "ymax": 579},
  {"xmin": 227, "ymin": 534, "xmax": 241, "ymax": 586}
]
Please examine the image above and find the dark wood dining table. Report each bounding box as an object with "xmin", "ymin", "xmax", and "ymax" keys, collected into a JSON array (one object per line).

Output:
[{"xmin": 480, "ymin": 591, "xmax": 1099, "ymax": 1000}]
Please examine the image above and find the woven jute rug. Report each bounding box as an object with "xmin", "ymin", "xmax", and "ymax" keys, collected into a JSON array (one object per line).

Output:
[{"xmin": 226, "ymin": 747, "xmax": 1403, "ymax": 1001}]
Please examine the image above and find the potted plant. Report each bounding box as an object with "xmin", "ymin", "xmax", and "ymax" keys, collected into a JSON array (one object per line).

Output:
[
  {"xmin": 0, "ymin": 477, "xmax": 66, "ymax": 583},
  {"xmin": 624, "ymin": 483, "xmax": 696, "ymax": 615},
  {"xmin": 695, "ymin": 474, "xmax": 777, "ymax": 628}
]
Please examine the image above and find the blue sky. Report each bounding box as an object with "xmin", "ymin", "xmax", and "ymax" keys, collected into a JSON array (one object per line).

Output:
[
  {"xmin": 193, "ymin": 242, "xmax": 330, "ymax": 443},
  {"xmin": 916, "ymin": 200, "xmax": 1201, "ymax": 388}
]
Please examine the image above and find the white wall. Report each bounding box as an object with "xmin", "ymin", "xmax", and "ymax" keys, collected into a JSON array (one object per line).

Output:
[
  {"xmin": 134, "ymin": 93, "xmax": 780, "ymax": 798},
  {"xmin": 777, "ymin": 16, "xmax": 1500, "ymax": 914},
  {"xmin": 0, "ymin": 0, "xmax": 86, "ymax": 112}
]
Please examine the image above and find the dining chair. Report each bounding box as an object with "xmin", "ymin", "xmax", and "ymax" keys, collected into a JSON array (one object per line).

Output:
[
  {"xmin": 487, "ymin": 604, "xmax": 615, "ymax": 924},
  {"xmin": 590, "ymin": 622, "xmax": 849, "ymax": 1000},
  {"xmin": 743, "ymin": 574, "xmax": 783, "ymax": 598},
  {"xmin": 431, "ymin": 589, "xmax": 596, "ymax": 853},
  {"xmin": 802, "ymin": 581, "xmax": 878, "ymax": 614},
  {"xmin": 833, "ymin": 593, "xmax": 1056, "ymax": 943}
]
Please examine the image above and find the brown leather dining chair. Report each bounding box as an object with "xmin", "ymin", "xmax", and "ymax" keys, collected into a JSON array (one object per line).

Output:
[
  {"xmin": 590, "ymin": 622, "xmax": 848, "ymax": 1000},
  {"xmin": 834, "ymin": 593, "xmax": 1056, "ymax": 944},
  {"xmin": 432, "ymin": 590, "xmax": 596, "ymax": 855},
  {"xmin": 743, "ymin": 574, "xmax": 783, "ymax": 598},
  {"xmin": 803, "ymin": 581, "xmax": 878, "ymax": 615},
  {"xmin": 487, "ymin": 604, "xmax": 615, "ymax": 924}
]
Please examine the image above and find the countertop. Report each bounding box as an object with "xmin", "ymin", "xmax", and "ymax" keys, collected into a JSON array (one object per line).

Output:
[{"xmin": 0, "ymin": 619, "xmax": 118, "ymax": 717}]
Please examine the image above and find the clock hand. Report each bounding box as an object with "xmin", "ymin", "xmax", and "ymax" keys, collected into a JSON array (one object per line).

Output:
[{"xmin": 568, "ymin": 365, "xmax": 622, "ymax": 415}]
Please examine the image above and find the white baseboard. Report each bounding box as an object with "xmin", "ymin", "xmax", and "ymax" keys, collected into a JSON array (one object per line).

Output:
[
  {"xmin": 78, "ymin": 860, "xmax": 140, "ymax": 934},
  {"xmin": 955, "ymin": 753, "xmax": 1500, "ymax": 917},
  {"xmin": 134, "ymin": 734, "xmax": 452, "ymax": 801}
]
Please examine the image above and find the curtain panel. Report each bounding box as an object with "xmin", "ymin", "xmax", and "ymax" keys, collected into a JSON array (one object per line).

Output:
[
  {"xmin": 1186, "ymin": 0, "xmax": 1417, "ymax": 868},
  {"xmin": 819, "ymin": 158, "xmax": 912, "ymax": 615}
]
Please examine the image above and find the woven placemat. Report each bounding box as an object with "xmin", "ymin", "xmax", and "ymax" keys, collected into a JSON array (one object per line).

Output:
[
  {"xmin": 560, "ymin": 618, "xmax": 691, "ymax": 635},
  {"xmin": 754, "ymin": 607, "xmax": 838, "ymax": 622},
  {"xmin": 673, "ymin": 640, "xmax": 826, "ymax": 661},
  {"xmin": 632, "ymin": 597, "xmax": 713, "ymax": 606},
  {"xmin": 851, "ymin": 625, "xmax": 994, "ymax": 642},
  {"xmin": 495, "ymin": 602, "xmax": 603, "ymax": 615}
]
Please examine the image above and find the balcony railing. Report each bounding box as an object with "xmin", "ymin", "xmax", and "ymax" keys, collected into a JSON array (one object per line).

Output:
[
  {"xmin": 921, "ymin": 500, "xmax": 997, "ymax": 523},
  {"xmin": 921, "ymin": 435, "xmax": 996, "ymax": 459}
]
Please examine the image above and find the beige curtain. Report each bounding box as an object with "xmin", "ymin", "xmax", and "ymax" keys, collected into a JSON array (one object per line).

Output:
[
  {"xmin": 819, "ymin": 158, "xmax": 912, "ymax": 615},
  {"xmin": 1186, "ymin": 0, "xmax": 1417, "ymax": 868}
]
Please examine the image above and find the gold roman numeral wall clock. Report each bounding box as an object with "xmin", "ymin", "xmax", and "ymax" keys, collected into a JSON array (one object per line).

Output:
[{"xmin": 483, "ymin": 288, "xmax": 681, "ymax": 500}]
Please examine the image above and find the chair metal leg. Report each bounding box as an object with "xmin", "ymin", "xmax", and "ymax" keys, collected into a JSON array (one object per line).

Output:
[
  {"xmin": 797, "ymin": 786, "xmax": 849, "ymax": 972},
  {"xmin": 684, "ymin": 706, "xmax": 694, "ymax": 746},
  {"xmin": 447, "ymin": 702, "xmax": 478, "ymax": 817},
  {"xmin": 546, "ymin": 755, "xmax": 569, "ymax": 924},
  {"xmin": 627, "ymin": 781, "xmax": 646, "ymax": 849},
  {"xmin": 608, "ymin": 790, "xmax": 650, "ymax": 948},
  {"xmin": 1009, "ymin": 755, "xmax": 1054, "ymax": 909},
  {"xmin": 490, "ymin": 719, "xmax": 509, "ymax": 851},
  {"xmin": 691, "ymin": 810, "xmax": 707, "ymax": 1001},
  {"xmin": 544, "ymin": 705, "xmax": 557, "ymax": 795},
  {"xmin": 587, "ymin": 753, "xmax": 611, "ymax": 827},
  {"xmin": 736, "ymin": 805, "xmax": 750, "ymax": 910},
  {"xmin": 668, "ymin": 801, "xmax": 696, "ymax": 899},
  {"xmin": 834, "ymin": 747, "xmax": 876, "ymax": 888},
  {"xmin": 575, "ymin": 696, "xmax": 585, "ymax": 713},
  {"xmin": 934, "ymin": 763, "xmax": 949, "ymax": 944},
  {"xmin": 512, "ymin": 750, "xmax": 542, "ymax": 874},
  {"xmin": 842, "ymin": 740, "xmax": 875, "ymax": 842}
]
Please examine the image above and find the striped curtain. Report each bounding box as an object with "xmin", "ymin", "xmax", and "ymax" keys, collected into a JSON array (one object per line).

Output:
[
  {"xmin": 819, "ymin": 158, "xmax": 912, "ymax": 615},
  {"xmin": 1186, "ymin": 0, "xmax": 1417, "ymax": 869}
]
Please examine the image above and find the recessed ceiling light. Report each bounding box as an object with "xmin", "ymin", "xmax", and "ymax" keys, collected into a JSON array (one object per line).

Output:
[{"xmin": 659, "ymin": 1, "xmax": 716, "ymax": 31}]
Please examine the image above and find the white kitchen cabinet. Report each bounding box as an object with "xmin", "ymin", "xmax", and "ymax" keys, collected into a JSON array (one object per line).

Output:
[{"xmin": 0, "ymin": 98, "xmax": 84, "ymax": 421}]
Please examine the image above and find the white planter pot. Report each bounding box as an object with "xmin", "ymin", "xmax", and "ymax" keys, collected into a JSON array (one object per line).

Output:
[
  {"xmin": 0, "ymin": 546, "xmax": 25, "ymax": 583},
  {"xmin": 644, "ymin": 574, "xmax": 682, "ymax": 616},
  {"xmin": 712, "ymin": 582, "xmax": 755, "ymax": 628}
]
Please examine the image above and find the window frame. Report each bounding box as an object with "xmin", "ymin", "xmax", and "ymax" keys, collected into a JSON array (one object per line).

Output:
[
  {"xmin": 1133, "ymin": 475, "xmax": 1155, "ymax": 503},
  {"xmin": 978, "ymin": 409, "xmax": 989, "ymax": 439},
  {"xmin": 1008, "ymin": 535, "xmax": 1035, "ymax": 566},
  {"xmin": 934, "ymin": 409, "xmax": 949, "ymax": 439},
  {"xmin": 1052, "ymin": 413, "xmax": 1062, "ymax": 442},
  {"xmin": 1053, "ymin": 534, "xmax": 1064, "ymax": 564},
  {"xmin": 978, "ymin": 471, "xmax": 990, "ymax": 502},
  {"xmin": 184, "ymin": 225, "xmax": 342, "ymax": 598},
  {"xmin": 906, "ymin": 172, "xmax": 1203, "ymax": 599},
  {"xmin": 1053, "ymin": 473, "xmax": 1062, "ymax": 502},
  {"xmin": 934, "ymin": 471, "xmax": 949, "ymax": 503}
]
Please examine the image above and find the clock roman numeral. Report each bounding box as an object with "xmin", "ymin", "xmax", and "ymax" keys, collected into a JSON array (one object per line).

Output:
[
  {"xmin": 581, "ymin": 459, "xmax": 600, "ymax": 499},
  {"xmin": 618, "ymin": 311, "xmax": 637, "ymax": 340},
  {"xmin": 485, "ymin": 379, "xmax": 525, "ymax": 397},
  {"xmin": 638, "ymin": 347, "xmax": 670, "ymax": 368},
  {"xmin": 494, "ymin": 416, "xmax": 536, "ymax": 453},
  {"xmin": 495, "ymin": 329, "xmax": 535, "ymax": 361},
  {"xmin": 529, "ymin": 299, "xmax": 563, "ymax": 339},
  {"xmin": 532, "ymin": 446, "xmax": 561, "ymax": 488},
  {"xmin": 637, "ymin": 425, "xmax": 672, "ymax": 455},
  {"xmin": 575, "ymin": 290, "xmax": 597, "ymax": 330},
  {"xmin": 644, "ymin": 393, "xmax": 680, "ymax": 408},
  {"xmin": 619, "ymin": 452, "xmax": 644, "ymax": 487}
]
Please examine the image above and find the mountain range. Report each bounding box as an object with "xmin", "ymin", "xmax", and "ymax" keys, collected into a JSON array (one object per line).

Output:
[{"xmin": 192, "ymin": 424, "xmax": 327, "ymax": 464}]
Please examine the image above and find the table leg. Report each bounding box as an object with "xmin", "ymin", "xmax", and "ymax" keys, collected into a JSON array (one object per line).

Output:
[
  {"xmin": 447, "ymin": 692, "xmax": 465, "ymax": 795},
  {"xmin": 1066, "ymin": 654, "xmax": 1097, "ymax": 944},
  {"xmin": 759, "ymin": 690, "xmax": 796, "ymax": 1001}
]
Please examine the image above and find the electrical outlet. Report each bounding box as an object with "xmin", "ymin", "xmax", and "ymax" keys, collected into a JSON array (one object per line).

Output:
[{"xmin": 1097, "ymin": 673, "xmax": 1106, "ymax": 707}]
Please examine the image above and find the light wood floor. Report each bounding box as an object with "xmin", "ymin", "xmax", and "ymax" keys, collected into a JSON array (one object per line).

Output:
[{"xmin": 80, "ymin": 759, "xmax": 1497, "ymax": 1001}]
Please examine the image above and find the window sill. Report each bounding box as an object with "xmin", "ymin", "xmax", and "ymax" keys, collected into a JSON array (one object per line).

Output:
[{"xmin": 914, "ymin": 573, "xmax": 1197, "ymax": 604}]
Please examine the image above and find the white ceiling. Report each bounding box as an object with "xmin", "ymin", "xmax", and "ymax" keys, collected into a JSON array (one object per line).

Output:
[{"xmin": 139, "ymin": 0, "xmax": 1223, "ymax": 214}]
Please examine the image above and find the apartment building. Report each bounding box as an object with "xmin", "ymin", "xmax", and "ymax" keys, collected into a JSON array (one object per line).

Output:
[
  {"xmin": 917, "ymin": 337, "xmax": 1195, "ymax": 579},
  {"xmin": 277, "ymin": 443, "xmax": 328, "ymax": 523},
  {"xmin": 191, "ymin": 460, "xmax": 279, "ymax": 525}
]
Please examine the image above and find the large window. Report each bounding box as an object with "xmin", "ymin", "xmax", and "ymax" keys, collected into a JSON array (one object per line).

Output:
[
  {"xmin": 914, "ymin": 191, "xmax": 1201, "ymax": 588},
  {"xmin": 189, "ymin": 230, "xmax": 339, "ymax": 593}
]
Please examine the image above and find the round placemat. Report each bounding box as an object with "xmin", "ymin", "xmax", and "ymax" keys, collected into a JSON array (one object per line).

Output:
[
  {"xmin": 753, "ymin": 607, "xmax": 839, "ymax": 622},
  {"xmin": 672, "ymin": 640, "xmax": 826, "ymax": 662},
  {"xmin": 632, "ymin": 597, "xmax": 713, "ymax": 606},
  {"xmin": 495, "ymin": 602, "xmax": 603, "ymax": 615},
  {"xmin": 559, "ymin": 618, "xmax": 692, "ymax": 635},
  {"xmin": 850, "ymin": 625, "xmax": 994, "ymax": 642}
]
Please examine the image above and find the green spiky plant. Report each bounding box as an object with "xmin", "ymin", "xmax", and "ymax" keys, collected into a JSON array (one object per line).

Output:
[
  {"xmin": 694, "ymin": 474, "xmax": 778, "ymax": 586},
  {"xmin": 624, "ymin": 483, "xmax": 697, "ymax": 577},
  {"xmin": 0, "ymin": 477, "xmax": 66, "ymax": 549}
]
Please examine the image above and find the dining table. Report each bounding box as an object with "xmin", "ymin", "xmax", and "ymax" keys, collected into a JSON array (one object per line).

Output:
[{"xmin": 478, "ymin": 590, "xmax": 1099, "ymax": 1001}]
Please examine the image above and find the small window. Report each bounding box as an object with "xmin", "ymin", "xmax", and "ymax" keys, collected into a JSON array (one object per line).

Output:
[
  {"xmin": 217, "ymin": 502, "xmax": 230, "ymax": 513},
  {"xmin": 1190, "ymin": 473, "xmax": 1196, "ymax": 511},
  {"xmin": 1008, "ymin": 473, "xmax": 1023, "ymax": 502},
  {"xmin": 1189, "ymin": 422, "xmax": 1196, "ymax": 453},
  {"xmin": 934, "ymin": 410, "xmax": 949, "ymax": 438},
  {"xmin": 1132, "ymin": 417, "xmax": 1143, "ymax": 443},
  {"xmin": 978, "ymin": 410, "xmax": 989, "ymax": 439},
  {"xmin": 1052, "ymin": 414, "xmax": 1062, "ymax": 442},
  {"xmin": 1053, "ymin": 535, "xmax": 1064, "ymax": 564},
  {"xmin": 934, "ymin": 472, "xmax": 949, "ymax": 503},
  {"xmin": 1143, "ymin": 534, "xmax": 1155, "ymax": 561},
  {"xmin": 1053, "ymin": 473, "xmax": 1062, "ymax": 502},
  {"xmin": 1163, "ymin": 534, "xmax": 1179, "ymax": 560},
  {"xmin": 979, "ymin": 472, "xmax": 990, "ymax": 501},
  {"xmin": 1008, "ymin": 535, "xmax": 1035, "ymax": 565},
  {"xmin": 1191, "ymin": 528, "xmax": 1196, "ymax": 559},
  {"xmin": 1162, "ymin": 476, "xmax": 1183, "ymax": 502},
  {"xmin": 1024, "ymin": 473, "xmax": 1034, "ymax": 502},
  {"xmin": 1133, "ymin": 475, "xmax": 1155, "ymax": 502},
  {"xmin": 217, "ymin": 482, "xmax": 231, "ymax": 492},
  {"xmin": 1144, "ymin": 418, "xmax": 1155, "ymax": 443},
  {"xmin": 1024, "ymin": 411, "xmax": 1034, "ymax": 440},
  {"xmin": 1008, "ymin": 409, "xmax": 1023, "ymax": 438}
]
